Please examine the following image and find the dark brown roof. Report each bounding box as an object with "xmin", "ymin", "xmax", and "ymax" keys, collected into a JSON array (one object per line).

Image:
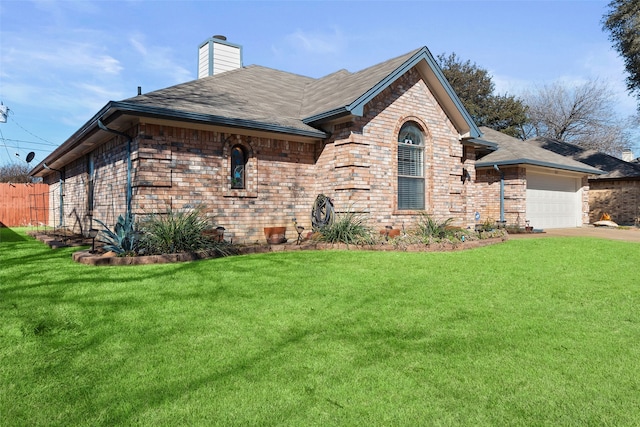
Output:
[
  {"xmin": 300, "ymin": 49, "xmax": 420, "ymax": 118},
  {"xmin": 527, "ymin": 136, "xmax": 640, "ymax": 179},
  {"xmin": 477, "ymin": 127, "xmax": 603, "ymax": 175},
  {"xmin": 125, "ymin": 65, "xmax": 319, "ymax": 135},
  {"xmin": 123, "ymin": 48, "xmax": 455, "ymax": 135}
]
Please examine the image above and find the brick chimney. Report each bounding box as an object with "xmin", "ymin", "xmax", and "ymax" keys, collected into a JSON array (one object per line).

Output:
[
  {"xmin": 197, "ymin": 35, "xmax": 243, "ymax": 79},
  {"xmin": 622, "ymin": 149, "xmax": 634, "ymax": 162}
]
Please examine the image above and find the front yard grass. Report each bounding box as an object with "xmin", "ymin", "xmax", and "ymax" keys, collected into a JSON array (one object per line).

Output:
[{"xmin": 1, "ymin": 227, "xmax": 638, "ymax": 426}]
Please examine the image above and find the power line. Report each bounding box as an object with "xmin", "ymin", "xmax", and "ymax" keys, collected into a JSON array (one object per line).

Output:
[
  {"xmin": 0, "ymin": 138, "xmax": 59, "ymax": 148},
  {"xmin": 7, "ymin": 114, "xmax": 58, "ymax": 146},
  {"xmin": 0, "ymin": 128, "xmax": 12, "ymax": 160}
]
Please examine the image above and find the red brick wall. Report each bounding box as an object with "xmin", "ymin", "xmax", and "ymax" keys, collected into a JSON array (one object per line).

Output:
[
  {"xmin": 42, "ymin": 133, "xmax": 131, "ymax": 233},
  {"xmin": 48, "ymin": 67, "xmax": 495, "ymax": 242},
  {"xmin": 132, "ymin": 124, "xmax": 318, "ymax": 243},
  {"xmin": 315, "ymin": 68, "xmax": 470, "ymax": 233},
  {"xmin": 475, "ymin": 166, "xmax": 527, "ymax": 227},
  {"xmin": 589, "ymin": 179, "xmax": 640, "ymax": 225}
]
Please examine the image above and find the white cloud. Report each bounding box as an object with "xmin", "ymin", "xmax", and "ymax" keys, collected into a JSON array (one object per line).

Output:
[
  {"xmin": 2, "ymin": 30, "xmax": 123, "ymax": 82},
  {"xmin": 283, "ymin": 27, "xmax": 346, "ymax": 55},
  {"xmin": 128, "ymin": 33, "xmax": 193, "ymax": 84}
]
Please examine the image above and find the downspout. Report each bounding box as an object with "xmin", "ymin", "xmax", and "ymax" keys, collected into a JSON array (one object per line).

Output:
[
  {"xmin": 98, "ymin": 120, "xmax": 132, "ymax": 217},
  {"xmin": 493, "ymin": 164, "xmax": 504, "ymax": 223},
  {"xmin": 43, "ymin": 163, "xmax": 65, "ymax": 228}
]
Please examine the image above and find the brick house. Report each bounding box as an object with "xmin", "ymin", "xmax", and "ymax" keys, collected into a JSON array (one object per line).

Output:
[
  {"xmin": 475, "ymin": 128, "xmax": 603, "ymax": 229},
  {"xmin": 30, "ymin": 36, "xmax": 602, "ymax": 242},
  {"xmin": 528, "ymin": 136, "xmax": 640, "ymax": 225}
]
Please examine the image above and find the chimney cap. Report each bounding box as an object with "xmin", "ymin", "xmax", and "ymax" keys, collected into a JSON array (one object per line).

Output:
[{"xmin": 213, "ymin": 35, "xmax": 227, "ymax": 41}]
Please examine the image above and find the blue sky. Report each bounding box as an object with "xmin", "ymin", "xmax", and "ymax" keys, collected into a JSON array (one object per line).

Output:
[{"xmin": 0, "ymin": 0, "xmax": 637, "ymax": 166}]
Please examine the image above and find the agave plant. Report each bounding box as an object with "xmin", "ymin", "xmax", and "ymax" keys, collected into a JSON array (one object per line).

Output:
[{"xmin": 94, "ymin": 213, "xmax": 139, "ymax": 256}]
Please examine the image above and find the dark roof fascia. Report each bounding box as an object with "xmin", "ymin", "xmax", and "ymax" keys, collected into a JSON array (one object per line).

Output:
[
  {"xmin": 475, "ymin": 158, "xmax": 606, "ymax": 175},
  {"xmin": 419, "ymin": 47, "xmax": 482, "ymax": 139},
  {"xmin": 30, "ymin": 102, "xmax": 116, "ymax": 176},
  {"xmin": 300, "ymin": 106, "xmax": 352, "ymax": 124},
  {"xmin": 30, "ymin": 100, "xmax": 328, "ymax": 176},
  {"xmin": 111, "ymin": 101, "xmax": 328, "ymax": 139},
  {"xmin": 463, "ymin": 137, "xmax": 498, "ymax": 150},
  {"xmin": 303, "ymin": 47, "xmax": 482, "ymax": 138}
]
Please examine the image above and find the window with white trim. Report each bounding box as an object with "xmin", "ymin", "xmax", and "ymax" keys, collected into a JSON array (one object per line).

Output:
[{"xmin": 397, "ymin": 122, "xmax": 425, "ymax": 210}]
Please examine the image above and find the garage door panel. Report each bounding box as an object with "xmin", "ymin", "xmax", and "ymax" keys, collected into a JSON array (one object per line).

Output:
[{"xmin": 526, "ymin": 172, "xmax": 581, "ymax": 229}]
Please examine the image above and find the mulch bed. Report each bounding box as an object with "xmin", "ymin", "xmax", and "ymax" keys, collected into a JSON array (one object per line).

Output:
[{"xmin": 26, "ymin": 229, "xmax": 508, "ymax": 266}]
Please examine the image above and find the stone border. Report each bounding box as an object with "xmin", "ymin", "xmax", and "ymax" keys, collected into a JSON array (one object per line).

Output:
[{"xmin": 71, "ymin": 236, "xmax": 508, "ymax": 266}]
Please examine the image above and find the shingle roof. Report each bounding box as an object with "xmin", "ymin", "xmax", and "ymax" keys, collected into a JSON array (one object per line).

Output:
[
  {"xmin": 476, "ymin": 127, "xmax": 604, "ymax": 175},
  {"xmin": 526, "ymin": 136, "xmax": 640, "ymax": 179},
  {"xmin": 123, "ymin": 47, "xmax": 479, "ymax": 138},
  {"xmin": 31, "ymin": 46, "xmax": 481, "ymax": 176},
  {"xmin": 125, "ymin": 65, "xmax": 321, "ymax": 135},
  {"xmin": 300, "ymin": 49, "xmax": 421, "ymax": 119}
]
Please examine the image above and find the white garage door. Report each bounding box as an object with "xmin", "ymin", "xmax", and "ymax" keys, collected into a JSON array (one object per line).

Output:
[{"xmin": 526, "ymin": 171, "xmax": 581, "ymax": 229}]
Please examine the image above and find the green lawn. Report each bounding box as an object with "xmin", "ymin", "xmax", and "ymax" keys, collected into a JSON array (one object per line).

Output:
[{"xmin": 1, "ymin": 227, "xmax": 638, "ymax": 426}]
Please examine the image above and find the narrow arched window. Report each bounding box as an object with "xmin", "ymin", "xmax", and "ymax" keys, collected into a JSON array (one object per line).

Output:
[
  {"xmin": 231, "ymin": 145, "xmax": 246, "ymax": 189},
  {"xmin": 397, "ymin": 122, "xmax": 425, "ymax": 210}
]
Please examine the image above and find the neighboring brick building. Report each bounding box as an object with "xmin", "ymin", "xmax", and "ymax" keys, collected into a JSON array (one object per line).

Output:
[{"xmin": 31, "ymin": 37, "xmax": 603, "ymax": 242}]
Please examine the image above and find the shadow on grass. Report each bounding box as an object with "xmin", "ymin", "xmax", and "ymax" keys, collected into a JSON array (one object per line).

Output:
[{"xmin": 0, "ymin": 225, "xmax": 27, "ymax": 242}]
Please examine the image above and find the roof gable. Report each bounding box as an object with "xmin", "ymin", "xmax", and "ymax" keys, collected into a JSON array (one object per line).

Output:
[
  {"xmin": 301, "ymin": 47, "xmax": 481, "ymax": 138},
  {"xmin": 31, "ymin": 45, "xmax": 482, "ymax": 175}
]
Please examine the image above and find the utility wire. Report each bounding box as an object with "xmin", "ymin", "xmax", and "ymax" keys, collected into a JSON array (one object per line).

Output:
[
  {"xmin": 0, "ymin": 128, "xmax": 13, "ymax": 161},
  {"xmin": 8, "ymin": 114, "xmax": 58, "ymax": 146}
]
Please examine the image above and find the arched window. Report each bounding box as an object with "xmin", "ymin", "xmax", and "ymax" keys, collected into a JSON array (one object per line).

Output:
[
  {"xmin": 231, "ymin": 145, "xmax": 246, "ymax": 189},
  {"xmin": 397, "ymin": 122, "xmax": 425, "ymax": 210}
]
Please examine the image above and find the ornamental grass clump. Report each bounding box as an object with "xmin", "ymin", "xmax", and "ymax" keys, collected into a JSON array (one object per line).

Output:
[
  {"xmin": 412, "ymin": 213, "xmax": 469, "ymax": 243},
  {"xmin": 138, "ymin": 208, "xmax": 233, "ymax": 256},
  {"xmin": 315, "ymin": 210, "xmax": 374, "ymax": 245}
]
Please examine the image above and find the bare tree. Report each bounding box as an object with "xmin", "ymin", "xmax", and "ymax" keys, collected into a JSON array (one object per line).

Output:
[
  {"xmin": 521, "ymin": 80, "xmax": 633, "ymax": 155},
  {"xmin": 0, "ymin": 162, "xmax": 34, "ymax": 183}
]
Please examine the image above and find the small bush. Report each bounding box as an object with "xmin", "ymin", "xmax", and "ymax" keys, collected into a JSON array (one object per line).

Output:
[
  {"xmin": 139, "ymin": 209, "xmax": 230, "ymax": 256},
  {"xmin": 315, "ymin": 210, "xmax": 374, "ymax": 245},
  {"xmin": 94, "ymin": 213, "xmax": 139, "ymax": 256},
  {"xmin": 413, "ymin": 214, "xmax": 456, "ymax": 239}
]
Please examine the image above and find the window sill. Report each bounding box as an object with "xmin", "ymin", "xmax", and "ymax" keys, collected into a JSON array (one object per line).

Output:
[
  {"xmin": 393, "ymin": 210, "xmax": 428, "ymax": 215},
  {"xmin": 223, "ymin": 190, "xmax": 258, "ymax": 198}
]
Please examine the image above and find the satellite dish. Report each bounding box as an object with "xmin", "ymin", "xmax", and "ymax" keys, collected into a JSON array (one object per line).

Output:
[{"xmin": 26, "ymin": 152, "xmax": 35, "ymax": 163}]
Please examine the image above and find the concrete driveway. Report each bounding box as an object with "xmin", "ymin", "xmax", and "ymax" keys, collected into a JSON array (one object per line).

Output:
[{"xmin": 509, "ymin": 226, "xmax": 640, "ymax": 242}]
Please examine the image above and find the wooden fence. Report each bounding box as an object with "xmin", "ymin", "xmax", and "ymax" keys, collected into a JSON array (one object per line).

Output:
[{"xmin": 0, "ymin": 183, "xmax": 49, "ymax": 227}]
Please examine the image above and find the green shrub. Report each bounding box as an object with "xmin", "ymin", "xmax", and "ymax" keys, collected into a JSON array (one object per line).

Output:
[
  {"xmin": 315, "ymin": 210, "xmax": 374, "ymax": 245},
  {"xmin": 139, "ymin": 209, "xmax": 230, "ymax": 256},
  {"xmin": 413, "ymin": 213, "xmax": 455, "ymax": 239}
]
